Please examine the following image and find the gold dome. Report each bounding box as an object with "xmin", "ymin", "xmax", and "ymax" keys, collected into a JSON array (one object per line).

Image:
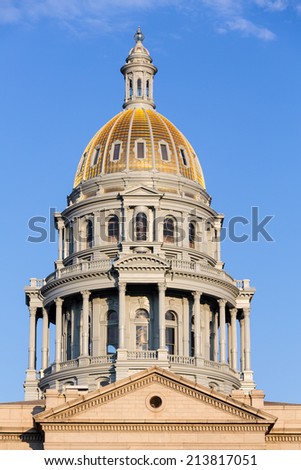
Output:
[{"xmin": 74, "ymin": 107, "xmax": 205, "ymax": 189}]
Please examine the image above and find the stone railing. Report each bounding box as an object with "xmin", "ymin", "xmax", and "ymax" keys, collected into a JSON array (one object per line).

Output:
[
  {"xmin": 127, "ymin": 350, "xmax": 158, "ymax": 360},
  {"xmin": 90, "ymin": 355, "xmax": 116, "ymax": 364},
  {"xmin": 45, "ymin": 259, "xmax": 113, "ymax": 284},
  {"xmin": 203, "ymin": 359, "xmax": 222, "ymax": 370},
  {"xmin": 168, "ymin": 354, "xmax": 196, "ymax": 365},
  {"xmin": 169, "ymin": 259, "xmax": 235, "ymax": 284}
]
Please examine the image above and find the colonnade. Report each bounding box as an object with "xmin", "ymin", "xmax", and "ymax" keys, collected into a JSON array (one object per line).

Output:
[{"xmin": 26, "ymin": 284, "xmax": 252, "ymax": 381}]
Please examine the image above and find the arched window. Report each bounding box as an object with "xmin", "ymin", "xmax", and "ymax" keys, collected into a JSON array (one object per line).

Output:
[
  {"xmin": 165, "ymin": 310, "xmax": 177, "ymax": 355},
  {"xmin": 135, "ymin": 212, "xmax": 147, "ymax": 241},
  {"xmin": 189, "ymin": 222, "xmax": 196, "ymax": 249},
  {"xmin": 108, "ymin": 215, "xmax": 119, "ymax": 242},
  {"xmin": 68, "ymin": 225, "xmax": 74, "ymax": 255},
  {"xmin": 146, "ymin": 80, "xmax": 149, "ymax": 97},
  {"xmin": 137, "ymin": 78, "xmax": 142, "ymax": 97},
  {"xmin": 135, "ymin": 309, "xmax": 149, "ymax": 350},
  {"xmin": 163, "ymin": 217, "xmax": 175, "ymax": 243},
  {"xmin": 190, "ymin": 315, "xmax": 195, "ymax": 357},
  {"xmin": 129, "ymin": 79, "xmax": 133, "ymax": 98},
  {"xmin": 107, "ymin": 310, "xmax": 118, "ymax": 354},
  {"xmin": 86, "ymin": 220, "xmax": 93, "ymax": 248}
]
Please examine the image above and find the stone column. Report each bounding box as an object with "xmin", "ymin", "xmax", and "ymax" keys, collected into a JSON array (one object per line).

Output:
[
  {"xmin": 204, "ymin": 305, "xmax": 211, "ymax": 360},
  {"xmin": 119, "ymin": 282, "xmax": 126, "ymax": 349},
  {"xmin": 230, "ymin": 308, "xmax": 238, "ymax": 370},
  {"xmin": 218, "ymin": 299, "xmax": 226, "ymax": 363},
  {"xmin": 240, "ymin": 317, "xmax": 245, "ymax": 372},
  {"xmin": 41, "ymin": 307, "xmax": 49, "ymax": 371},
  {"xmin": 94, "ymin": 211, "xmax": 101, "ymax": 247},
  {"xmin": 213, "ymin": 309, "xmax": 219, "ymax": 362},
  {"xmin": 57, "ymin": 220, "xmax": 64, "ymax": 262},
  {"xmin": 158, "ymin": 283, "xmax": 166, "ymax": 350},
  {"xmin": 193, "ymin": 292, "xmax": 202, "ymax": 357},
  {"xmin": 28, "ymin": 306, "xmax": 37, "ymax": 371},
  {"xmin": 148, "ymin": 207, "xmax": 154, "ymax": 242},
  {"xmin": 55, "ymin": 298, "xmax": 63, "ymax": 365},
  {"xmin": 81, "ymin": 291, "xmax": 90, "ymax": 356},
  {"xmin": 243, "ymin": 307, "xmax": 251, "ymax": 371}
]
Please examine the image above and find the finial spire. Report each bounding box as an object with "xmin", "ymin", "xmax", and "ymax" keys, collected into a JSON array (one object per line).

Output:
[
  {"xmin": 120, "ymin": 28, "xmax": 158, "ymax": 110},
  {"xmin": 134, "ymin": 26, "xmax": 145, "ymax": 43}
]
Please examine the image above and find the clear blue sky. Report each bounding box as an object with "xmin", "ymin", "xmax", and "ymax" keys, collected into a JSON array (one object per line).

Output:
[{"xmin": 0, "ymin": 1, "xmax": 300, "ymax": 404}]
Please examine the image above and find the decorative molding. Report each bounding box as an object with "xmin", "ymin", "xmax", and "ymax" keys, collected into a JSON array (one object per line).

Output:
[
  {"xmin": 0, "ymin": 433, "xmax": 43, "ymax": 442},
  {"xmin": 41, "ymin": 423, "xmax": 270, "ymax": 433},
  {"xmin": 266, "ymin": 434, "xmax": 301, "ymax": 443}
]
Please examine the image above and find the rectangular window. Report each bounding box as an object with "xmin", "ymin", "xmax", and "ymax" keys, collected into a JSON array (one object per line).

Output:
[
  {"xmin": 113, "ymin": 143, "xmax": 121, "ymax": 161},
  {"xmin": 91, "ymin": 147, "xmax": 100, "ymax": 166},
  {"xmin": 136, "ymin": 326, "xmax": 148, "ymax": 350},
  {"xmin": 160, "ymin": 143, "xmax": 169, "ymax": 161},
  {"xmin": 137, "ymin": 142, "xmax": 145, "ymax": 159},
  {"xmin": 180, "ymin": 148, "xmax": 188, "ymax": 167},
  {"xmin": 166, "ymin": 327, "xmax": 175, "ymax": 354}
]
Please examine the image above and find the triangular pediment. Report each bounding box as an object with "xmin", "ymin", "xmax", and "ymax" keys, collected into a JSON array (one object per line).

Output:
[
  {"xmin": 35, "ymin": 368, "xmax": 276, "ymax": 427},
  {"xmin": 121, "ymin": 185, "xmax": 162, "ymax": 197}
]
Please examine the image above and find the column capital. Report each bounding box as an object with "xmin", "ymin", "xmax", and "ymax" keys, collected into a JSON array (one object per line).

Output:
[
  {"xmin": 55, "ymin": 297, "xmax": 64, "ymax": 307},
  {"xmin": 158, "ymin": 283, "xmax": 166, "ymax": 292},
  {"xmin": 243, "ymin": 306, "xmax": 251, "ymax": 317},
  {"xmin": 119, "ymin": 282, "xmax": 126, "ymax": 293},
  {"xmin": 29, "ymin": 306, "xmax": 37, "ymax": 316},
  {"xmin": 218, "ymin": 298, "xmax": 226, "ymax": 308},
  {"xmin": 81, "ymin": 290, "xmax": 91, "ymax": 300},
  {"xmin": 230, "ymin": 307, "xmax": 237, "ymax": 317},
  {"xmin": 193, "ymin": 291, "xmax": 202, "ymax": 301},
  {"xmin": 42, "ymin": 306, "xmax": 49, "ymax": 317}
]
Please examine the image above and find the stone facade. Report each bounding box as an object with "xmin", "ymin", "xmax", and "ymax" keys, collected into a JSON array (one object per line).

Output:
[{"xmin": 0, "ymin": 29, "xmax": 300, "ymax": 450}]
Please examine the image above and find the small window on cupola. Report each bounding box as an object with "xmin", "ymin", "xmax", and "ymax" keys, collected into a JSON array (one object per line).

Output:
[
  {"xmin": 160, "ymin": 143, "xmax": 170, "ymax": 162},
  {"xmin": 137, "ymin": 78, "xmax": 142, "ymax": 97},
  {"xmin": 91, "ymin": 146, "xmax": 100, "ymax": 167},
  {"xmin": 129, "ymin": 79, "xmax": 133, "ymax": 98},
  {"xmin": 111, "ymin": 142, "xmax": 121, "ymax": 162},
  {"xmin": 146, "ymin": 80, "xmax": 150, "ymax": 97},
  {"xmin": 136, "ymin": 141, "xmax": 145, "ymax": 159},
  {"xmin": 180, "ymin": 148, "xmax": 189, "ymax": 167}
]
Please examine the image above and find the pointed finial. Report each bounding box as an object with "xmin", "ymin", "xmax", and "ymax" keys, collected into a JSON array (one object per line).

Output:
[{"xmin": 134, "ymin": 26, "xmax": 145, "ymax": 43}]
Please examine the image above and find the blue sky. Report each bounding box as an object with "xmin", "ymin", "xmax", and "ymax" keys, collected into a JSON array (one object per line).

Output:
[{"xmin": 0, "ymin": 0, "xmax": 300, "ymax": 403}]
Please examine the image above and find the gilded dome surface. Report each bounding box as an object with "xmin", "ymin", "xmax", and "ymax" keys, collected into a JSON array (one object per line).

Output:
[{"xmin": 74, "ymin": 107, "xmax": 205, "ymax": 189}]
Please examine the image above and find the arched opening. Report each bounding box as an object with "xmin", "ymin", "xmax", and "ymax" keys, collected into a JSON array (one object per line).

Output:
[
  {"xmin": 165, "ymin": 310, "xmax": 177, "ymax": 354},
  {"xmin": 86, "ymin": 220, "xmax": 93, "ymax": 248},
  {"xmin": 129, "ymin": 79, "xmax": 133, "ymax": 98},
  {"xmin": 163, "ymin": 217, "xmax": 175, "ymax": 243},
  {"xmin": 107, "ymin": 310, "xmax": 118, "ymax": 354},
  {"xmin": 137, "ymin": 78, "xmax": 142, "ymax": 97},
  {"xmin": 68, "ymin": 225, "xmax": 74, "ymax": 255},
  {"xmin": 135, "ymin": 212, "xmax": 147, "ymax": 241},
  {"xmin": 189, "ymin": 222, "xmax": 196, "ymax": 249},
  {"xmin": 108, "ymin": 215, "xmax": 119, "ymax": 242},
  {"xmin": 146, "ymin": 80, "xmax": 150, "ymax": 97},
  {"xmin": 135, "ymin": 309, "xmax": 149, "ymax": 350}
]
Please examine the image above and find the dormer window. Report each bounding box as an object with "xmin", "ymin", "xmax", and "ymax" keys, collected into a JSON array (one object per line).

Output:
[
  {"xmin": 111, "ymin": 142, "xmax": 121, "ymax": 162},
  {"xmin": 135, "ymin": 140, "xmax": 146, "ymax": 160},
  {"xmin": 160, "ymin": 142, "xmax": 170, "ymax": 162},
  {"xmin": 91, "ymin": 147, "xmax": 100, "ymax": 166},
  {"xmin": 180, "ymin": 148, "xmax": 189, "ymax": 167}
]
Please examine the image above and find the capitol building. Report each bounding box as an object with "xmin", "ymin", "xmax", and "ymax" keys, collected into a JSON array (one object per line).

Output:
[{"xmin": 0, "ymin": 29, "xmax": 300, "ymax": 450}]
